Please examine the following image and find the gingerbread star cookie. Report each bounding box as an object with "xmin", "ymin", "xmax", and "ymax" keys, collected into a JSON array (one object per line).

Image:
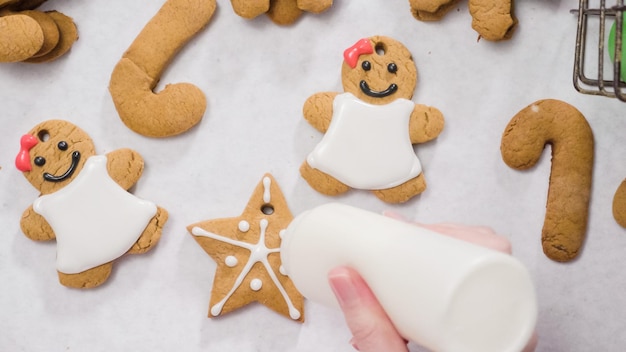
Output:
[{"xmin": 187, "ymin": 174, "xmax": 304, "ymax": 322}]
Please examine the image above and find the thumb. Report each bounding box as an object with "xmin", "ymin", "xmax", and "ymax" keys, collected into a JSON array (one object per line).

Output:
[{"xmin": 328, "ymin": 266, "xmax": 408, "ymax": 352}]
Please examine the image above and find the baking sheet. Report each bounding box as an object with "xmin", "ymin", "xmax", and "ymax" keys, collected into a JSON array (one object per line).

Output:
[{"xmin": 2, "ymin": 0, "xmax": 626, "ymax": 351}]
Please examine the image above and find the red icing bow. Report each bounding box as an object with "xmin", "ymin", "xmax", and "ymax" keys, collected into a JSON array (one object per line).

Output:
[
  {"xmin": 16, "ymin": 134, "xmax": 38, "ymax": 172},
  {"xmin": 343, "ymin": 38, "xmax": 373, "ymax": 69}
]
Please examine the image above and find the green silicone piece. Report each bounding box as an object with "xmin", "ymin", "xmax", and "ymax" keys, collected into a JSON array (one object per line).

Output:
[{"xmin": 608, "ymin": 14, "xmax": 626, "ymax": 82}]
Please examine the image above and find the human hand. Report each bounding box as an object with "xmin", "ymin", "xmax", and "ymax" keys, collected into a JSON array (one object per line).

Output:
[{"xmin": 327, "ymin": 215, "xmax": 538, "ymax": 352}]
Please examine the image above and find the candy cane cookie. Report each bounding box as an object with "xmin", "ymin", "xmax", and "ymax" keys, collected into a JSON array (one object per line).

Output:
[
  {"xmin": 109, "ymin": 0, "xmax": 216, "ymax": 137},
  {"xmin": 501, "ymin": 99, "xmax": 594, "ymax": 262}
]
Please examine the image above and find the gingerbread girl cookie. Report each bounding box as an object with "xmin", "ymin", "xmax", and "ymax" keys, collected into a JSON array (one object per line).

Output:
[
  {"xmin": 187, "ymin": 174, "xmax": 304, "ymax": 322},
  {"xmin": 301, "ymin": 36, "xmax": 444, "ymax": 203},
  {"xmin": 15, "ymin": 120, "xmax": 168, "ymax": 288}
]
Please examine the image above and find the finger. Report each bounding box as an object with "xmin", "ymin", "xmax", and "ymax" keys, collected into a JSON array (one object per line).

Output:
[
  {"xmin": 382, "ymin": 211, "xmax": 512, "ymax": 255},
  {"xmin": 328, "ymin": 266, "xmax": 408, "ymax": 352},
  {"xmin": 418, "ymin": 223, "xmax": 512, "ymax": 254},
  {"xmin": 522, "ymin": 331, "xmax": 538, "ymax": 352},
  {"xmin": 381, "ymin": 210, "xmax": 409, "ymax": 222}
]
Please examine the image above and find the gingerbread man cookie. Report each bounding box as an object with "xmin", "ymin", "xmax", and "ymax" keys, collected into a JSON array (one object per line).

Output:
[
  {"xmin": 187, "ymin": 174, "xmax": 304, "ymax": 322},
  {"xmin": 409, "ymin": 0, "xmax": 517, "ymax": 41},
  {"xmin": 0, "ymin": 0, "xmax": 77, "ymax": 63},
  {"xmin": 15, "ymin": 120, "xmax": 168, "ymax": 288},
  {"xmin": 230, "ymin": 0, "xmax": 332, "ymax": 25},
  {"xmin": 301, "ymin": 36, "xmax": 444, "ymax": 203}
]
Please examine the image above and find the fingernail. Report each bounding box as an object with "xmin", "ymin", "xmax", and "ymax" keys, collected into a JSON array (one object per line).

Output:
[
  {"xmin": 328, "ymin": 271, "xmax": 358, "ymax": 308},
  {"xmin": 350, "ymin": 337, "xmax": 360, "ymax": 351}
]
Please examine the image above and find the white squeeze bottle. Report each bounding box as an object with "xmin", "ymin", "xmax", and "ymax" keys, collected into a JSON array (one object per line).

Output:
[{"xmin": 280, "ymin": 203, "xmax": 537, "ymax": 352}]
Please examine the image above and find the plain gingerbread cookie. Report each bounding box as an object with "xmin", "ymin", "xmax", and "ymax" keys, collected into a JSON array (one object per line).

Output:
[
  {"xmin": 301, "ymin": 36, "xmax": 444, "ymax": 203},
  {"xmin": 0, "ymin": 0, "xmax": 77, "ymax": 63},
  {"xmin": 230, "ymin": 0, "xmax": 333, "ymax": 25},
  {"xmin": 501, "ymin": 99, "xmax": 594, "ymax": 262},
  {"xmin": 109, "ymin": 0, "xmax": 216, "ymax": 137},
  {"xmin": 15, "ymin": 120, "xmax": 168, "ymax": 288},
  {"xmin": 409, "ymin": 0, "xmax": 517, "ymax": 41},
  {"xmin": 613, "ymin": 180, "xmax": 626, "ymax": 228}
]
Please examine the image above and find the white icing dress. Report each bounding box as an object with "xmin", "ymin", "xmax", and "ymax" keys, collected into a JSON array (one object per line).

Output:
[
  {"xmin": 307, "ymin": 92, "xmax": 422, "ymax": 190},
  {"xmin": 33, "ymin": 155, "xmax": 157, "ymax": 274}
]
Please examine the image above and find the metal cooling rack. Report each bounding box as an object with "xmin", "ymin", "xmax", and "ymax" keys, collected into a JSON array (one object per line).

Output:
[{"xmin": 573, "ymin": 0, "xmax": 626, "ymax": 101}]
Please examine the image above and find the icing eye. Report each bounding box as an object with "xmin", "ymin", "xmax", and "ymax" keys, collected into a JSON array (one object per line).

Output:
[
  {"xmin": 57, "ymin": 141, "xmax": 68, "ymax": 151},
  {"xmin": 387, "ymin": 63, "xmax": 398, "ymax": 74},
  {"xmin": 361, "ymin": 61, "xmax": 371, "ymax": 71},
  {"xmin": 34, "ymin": 156, "xmax": 46, "ymax": 167}
]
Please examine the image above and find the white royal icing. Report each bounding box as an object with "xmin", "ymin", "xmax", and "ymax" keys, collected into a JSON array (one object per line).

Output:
[
  {"xmin": 262, "ymin": 176, "xmax": 271, "ymax": 203},
  {"xmin": 33, "ymin": 155, "xmax": 157, "ymax": 274},
  {"xmin": 250, "ymin": 278, "xmax": 263, "ymax": 291},
  {"xmin": 307, "ymin": 92, "xmax": 422, "ymax": 189},
  {"xmin": 192, "ymin": 219, "xmax": 301, "ymax": 320},
  {"xmin": 225, "ymin": 256, "xmax": 238, "ymax": 267},
  {"xmin": 238, "ymin": 220, "xmax": 250, "ymax": 233}
]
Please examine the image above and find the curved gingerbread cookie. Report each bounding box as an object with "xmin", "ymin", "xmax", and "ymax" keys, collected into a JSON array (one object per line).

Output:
[
  {"xmin": 0, "ymin": 1, "xmax": 77, "ymax": 63},
  {"xmin": 15, "ymin": 120, "xmax": 168, "ymax": 288},
  {"xmin": 230, "ymin": 0, "xmax": 332, "ymax": 25},
  {"xmin": 613, "ymin": 180, "xmax": 626, "ymax": 228},
  {"xmin": 409, "ymin": 0, "xmax": 516, "ymax": 41},
  {"xmin": 187, "ymin": 174, "xmax": 304, "ymax": 322},
  {"xmin": 501, "ymin": 99, "xmax": 594, "ymax": 262},
  {"xmin": 109, "ymin": 0, "xmax": 216, "ymax": 137},
  {"xmin": 301, "ymin": 36, "xmax": 444, "ymax": 203}
]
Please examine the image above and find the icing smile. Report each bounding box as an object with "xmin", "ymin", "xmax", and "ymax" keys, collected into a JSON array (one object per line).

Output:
[
  {"xmin": 44, "ymin": 151, "xmax": 81, "ymax": 182},
  {"xmin": 360, "ymin": 80, "xmax": 398, "ymax": 98}
]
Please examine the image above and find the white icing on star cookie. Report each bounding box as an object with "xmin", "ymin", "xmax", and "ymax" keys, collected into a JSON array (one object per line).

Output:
[{"xmin": 192, "ymin": 219, "xmax": 301, "ymax": 320}]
